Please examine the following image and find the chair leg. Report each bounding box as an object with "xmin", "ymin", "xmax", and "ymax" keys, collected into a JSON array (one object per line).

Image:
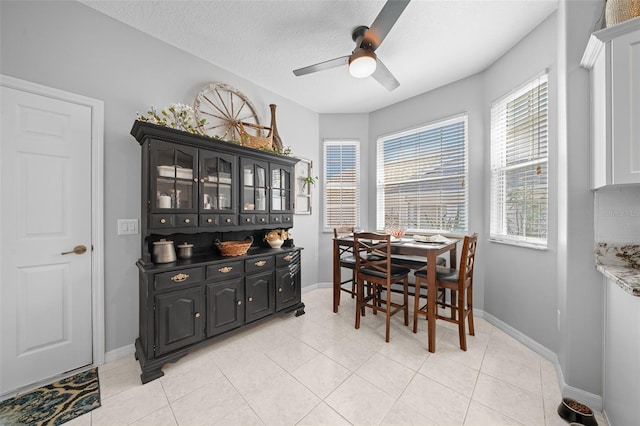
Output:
[
  {"xmin": 372, "ymin": 282, "xmax": 378, "ymax": 316},
  {"xmin": 385, "ymin": 283, "xmax": 391, "ymax": 342},
  {"xmin": 450, "ymin": 290, "xmax": 457, "ymax": 320},
  {"xmin": 467, "ymin": 285, "xmax": 475, "ymax": 336},
  {"xmin": 457, "ymin": 290, "xmax": 467, "ymax": 351},
  {"xmin": 336, "ymin": 274, "xmax": 341, "ymax": 307},
  {"xmin": 355, "ymin": 278, "xmax": 362, "ymax": 330},
  {"xmin": 403, "ymin": 278, "xmax": 409, "ymax": 326},
  {"xmin": 413, "ymin": 277, "xmax": 421, "ymax": 333},
  {"xmin": 351, "ymin": 269, "xmax": 356, "ymax": 298}
]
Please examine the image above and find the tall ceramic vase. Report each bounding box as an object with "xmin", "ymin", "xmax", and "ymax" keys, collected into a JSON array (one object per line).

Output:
[
  {"xmin": 606, "ymin": 0, "xmax": 640, "ymax": 27},
  {"xmin": 269, "ymin": 104, "xmax": 283, "ymax": 152}
]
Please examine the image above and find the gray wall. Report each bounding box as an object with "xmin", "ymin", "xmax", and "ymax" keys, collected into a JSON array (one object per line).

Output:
[
  {"xmin": 0, "ymin": 0, "xmax": 321, "ymax": 354},
  {"xmin": 557, "ymin": 0, "xmax": 606, "ymax": 398},
  {"xmin": 1, "ymin": 0, "xmax": 612, "ymax": 400},
  {"xmin": 483, "ymin": 14, "xmax": 559, "ymax": 352}
]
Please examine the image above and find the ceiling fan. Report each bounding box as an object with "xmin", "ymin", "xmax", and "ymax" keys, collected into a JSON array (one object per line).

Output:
[{"xmin": 292, "ymin": 0, "xmax": 410, "ymax": 91}]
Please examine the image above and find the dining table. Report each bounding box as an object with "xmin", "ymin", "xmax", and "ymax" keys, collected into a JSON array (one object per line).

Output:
[{"xmin": 332, "ymin": 234, "xmax": 459, "ymax": 352}]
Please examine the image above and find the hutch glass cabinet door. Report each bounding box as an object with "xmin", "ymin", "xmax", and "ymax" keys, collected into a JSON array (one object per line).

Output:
[
  {"xmin": 241, "ymin": 158, "xmax": 269, "ymax": 213},
  {"xmin": 271, "ymin": 165, "xmax": 292, "ymax": 212},
  {"xmin": 151, "ymin": 141, "xmax": 197, "ymax": 212},
  {"xmin": 200, "ymin": 151, "xmax": 236, "ymax": 213}
]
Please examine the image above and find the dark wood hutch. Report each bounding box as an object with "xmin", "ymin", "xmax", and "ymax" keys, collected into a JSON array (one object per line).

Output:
[{"xmin": 131, "ymin": 120, "xmax": 305, "ymax": 384}]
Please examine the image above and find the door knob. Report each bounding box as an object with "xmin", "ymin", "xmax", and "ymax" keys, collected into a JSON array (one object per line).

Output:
[{"xmin": 61, "ymin": 245, "xmax": 87, "ymax": 255}]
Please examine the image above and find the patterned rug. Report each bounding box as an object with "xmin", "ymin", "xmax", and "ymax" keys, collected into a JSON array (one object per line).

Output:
[{"xmin": 0, "ymin": 368, "xmax": 101, "ymax": 425}]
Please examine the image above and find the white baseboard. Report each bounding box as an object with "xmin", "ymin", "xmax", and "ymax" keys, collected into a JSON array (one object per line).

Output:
[
  {"xmin": 561, "ymin": 382, "xmax": 603, "ymax": 412},
  {"xmin": 481, "ymin": 310, "xmax": 602, "ymax": 411},
  {"xmin": 104, "ymin": 343, "xmax": 136, "ymax": 364}
]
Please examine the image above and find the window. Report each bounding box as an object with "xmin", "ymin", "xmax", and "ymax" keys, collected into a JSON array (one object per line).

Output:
[
  {"xmin": 323, "ymin": 140, "xmax": 360, "ymax": 230},
  {"xmin": 376, "ymin": 115, "xmax": 468, "ymax": 233},
  {"xmin": 490, "ymin": 73, "xmax": 548, "ymax": 248}
]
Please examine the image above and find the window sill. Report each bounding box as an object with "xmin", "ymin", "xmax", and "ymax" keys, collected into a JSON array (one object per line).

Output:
[{"xmin": 489, "ymin": 237, "xmax": 547, "ymax": 250}]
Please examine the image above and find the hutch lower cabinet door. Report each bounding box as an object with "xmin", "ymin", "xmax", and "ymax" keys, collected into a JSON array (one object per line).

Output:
[
  {"xmin": 275, "ymin": 251, "xmax": 301, "ymax": 311},
  {"xmin": 245, "ymin": 271, "xmax": 276, "ymax": 323},
  {"xmin": 155, "ymin": 286, "xmax": 205, "ymax": 356},
  {"xmin": 206, "ymin": 278, "xmax": 244, "ymax": 337}
]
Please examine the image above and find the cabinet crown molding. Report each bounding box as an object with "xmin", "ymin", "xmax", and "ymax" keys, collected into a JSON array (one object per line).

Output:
[{"xmin": 581, "ymin": 16, "xmax": 640, "ymax": 69}]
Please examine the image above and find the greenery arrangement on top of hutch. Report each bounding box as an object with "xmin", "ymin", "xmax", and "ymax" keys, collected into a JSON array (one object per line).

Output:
[{"xmin": 131, "ymin": 91, "xmax": 305, "ymax": 384}]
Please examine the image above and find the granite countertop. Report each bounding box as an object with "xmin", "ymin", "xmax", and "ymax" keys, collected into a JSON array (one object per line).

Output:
[{"xmin": 595, "ymin": 243, "xmax": 640, "ymax": 296}]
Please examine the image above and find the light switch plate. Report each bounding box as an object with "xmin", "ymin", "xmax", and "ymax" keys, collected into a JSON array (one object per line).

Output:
[{"xmin": 117, "ymin": 219, "xmax": 139, "ymax": 235}]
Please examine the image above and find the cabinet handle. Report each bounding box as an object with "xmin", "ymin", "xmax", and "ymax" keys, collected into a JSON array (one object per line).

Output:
[
  {"xmin": 218, "ymin": 266, "xmax": 233, "ymax": 273},
  {"xmin": 237, "ymin": 300, "xmax": 242, "ymax": 305},
  {"xmin": 160, "ymin": 218, "xmax": 167, "ymax": 224},
  {"xmin": 207, "ymin": 218, "xmax": 213, "ymax": 223},
  {"xmin": 195, "ymin": 312, "xmax": 201, "ymax": 318},
  {"xmin": 260, "ymin": 218, "xmax": 266, "ymax": 222},
  {"xmin": 285, "ymin": 217, "xmax": 291, "ymax": 222},
  {"xmin": 226, "ymin": 218, "xmax": 231, "ymax": 223},
  {"xmin": 254, "ymin": 260, "xmax": 266, "ymax": 267},
  {"xmin": 284, "ymin": 255, "xmax": 293, "ymax": 262},
  {"xmin": 184, "ymin": 218, "xmax": 191, "ymax": 224},
  {"xmin": 246, "ymin": 218, "xmax": 251, "ymax": 222},
  {"xmin": 193, "ymin": 178, "xmax": 198, "ymax": 182},
  {"xmin": 171, "ymin": 273, "xmax": 189, "ymax": 282},
  {"xmin": 248, "ymin": 297, "xmax": 253, "ymax": 302},
  {"xmin": 274, "ymin": 218, "xmax": 279, "ymax": 222},
  {"xmin": 200, "ymin": 178, "xmax": 205, "ymax": 183},
  {"xmin": 278, "ymin": 288, "xmax": 282, "ymax": 292}
]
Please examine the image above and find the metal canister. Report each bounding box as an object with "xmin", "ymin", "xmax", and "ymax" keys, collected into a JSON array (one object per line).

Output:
[
  {"xmin": 152, "ymin": 239, "xmax": 176, "ymax": 263},
  {"xmin": 176, "ymin": 242, "xmax": 194, "ymax": 260}
]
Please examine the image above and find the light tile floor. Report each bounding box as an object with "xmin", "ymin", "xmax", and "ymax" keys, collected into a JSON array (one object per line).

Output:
[{"xmin": 67, "ymin": 287, "xmax": 608, "ymax": 425}]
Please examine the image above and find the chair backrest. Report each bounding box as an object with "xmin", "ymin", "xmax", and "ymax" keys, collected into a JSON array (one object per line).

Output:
[
  {"xmin": 353, "ymin": 231, "xmax": 392, "ymax": 281},
  {"xmin": 333, "ymin": 226, "xmax": 354, "ymax": 238},
  {"xmin": 457, "ymin": 233, "xmax": 478, "ymax": 288}
]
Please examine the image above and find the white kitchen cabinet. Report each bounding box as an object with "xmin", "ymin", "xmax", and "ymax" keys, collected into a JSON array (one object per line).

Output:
[
  {"xmin": 603, "ymin": 278, "xmax": 640, "ymax": 426},
  {"xmin": 581, "ymin": 17, "xmax": 640, "ymax": 189}
]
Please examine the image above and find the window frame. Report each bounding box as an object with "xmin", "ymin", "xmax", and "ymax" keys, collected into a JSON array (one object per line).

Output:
[
  {"xmin": 322, "ymin": 139, "xmax": 361, "ymax": 232},
  {"xmin": 376, "ymin": 114, "xmax": 469, "ymax": 235},
  {"xmin": 490, "ymin": 72, "xmax": 549, "ymax": 249}
]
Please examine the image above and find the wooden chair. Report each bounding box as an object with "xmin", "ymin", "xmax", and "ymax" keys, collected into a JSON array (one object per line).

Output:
[
  {"xmin": 413, "ymin": 233, "xmax": 478, "ymax": 351},
  {"xmin": 354, "ymin": 232, "xmax": 411, "ymax": 342},
  {"xmin": 333, "ymin": 226, "xmax": 357, "ymax": 306}
]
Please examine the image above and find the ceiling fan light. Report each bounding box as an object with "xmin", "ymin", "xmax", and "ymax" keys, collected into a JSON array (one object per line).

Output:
[{"xmin": 349, "ymin": 50, "xmax": 377, "ymax": 78}]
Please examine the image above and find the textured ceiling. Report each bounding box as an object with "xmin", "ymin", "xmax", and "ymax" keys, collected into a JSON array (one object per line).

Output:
[{"xmin": 81, "ymin": 0, "xmax": 558, "ymax": 113}]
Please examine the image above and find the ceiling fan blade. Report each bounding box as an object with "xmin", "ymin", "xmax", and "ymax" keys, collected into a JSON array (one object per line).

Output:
[
  {"xmin": 362, "ymin": 0, "xmax": 410, "ymax": 51},
  {"xmin": 293, "ymin": 56, "xmax": 350, "ymax": 76},
  {"xmin": 372, "ymin": 58, "xmax": 400, "ymax": 91}
]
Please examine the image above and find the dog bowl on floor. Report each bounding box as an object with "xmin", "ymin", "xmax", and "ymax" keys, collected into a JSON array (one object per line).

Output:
[{"xmin": 557, "ymin": 397, "xmax": 597, "ymax": 426}]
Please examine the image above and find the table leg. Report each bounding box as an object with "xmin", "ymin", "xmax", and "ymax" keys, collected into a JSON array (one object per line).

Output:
[{"xmin": 333, "ymin": 239, "xmax": 340, "ymax": 313}]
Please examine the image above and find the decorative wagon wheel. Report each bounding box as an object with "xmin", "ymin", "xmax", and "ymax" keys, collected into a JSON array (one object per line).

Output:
[{"xmin": 194, "ymin": 83, "xmax": 267, "ymax": 143}]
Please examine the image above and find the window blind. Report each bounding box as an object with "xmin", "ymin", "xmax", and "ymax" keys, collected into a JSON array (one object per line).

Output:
[
  {"xmin": 490, "ymin": 73, "xmax": 548, "ymax": 248},
  {"xmin": 376, "ymin": 115, "xmax": 468, "ymax": 233},
  {"xmin": 323, "ymin": 140, "xmax": 360, "ymax": 230}
]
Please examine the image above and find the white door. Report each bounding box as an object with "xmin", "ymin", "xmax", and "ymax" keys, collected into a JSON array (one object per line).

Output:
[{"xmin": 1, "ymin": 85, "xmax": 93, "ymax": 394}]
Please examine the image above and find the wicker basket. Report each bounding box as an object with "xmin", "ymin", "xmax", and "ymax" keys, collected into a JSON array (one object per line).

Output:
[
  {"xmin": 215, "ymin": 236, "xmax": 253, "ymax": 257},
  {"xmin": 239, "ymin": 121, "xmax": 273, "ymax": 149}
]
